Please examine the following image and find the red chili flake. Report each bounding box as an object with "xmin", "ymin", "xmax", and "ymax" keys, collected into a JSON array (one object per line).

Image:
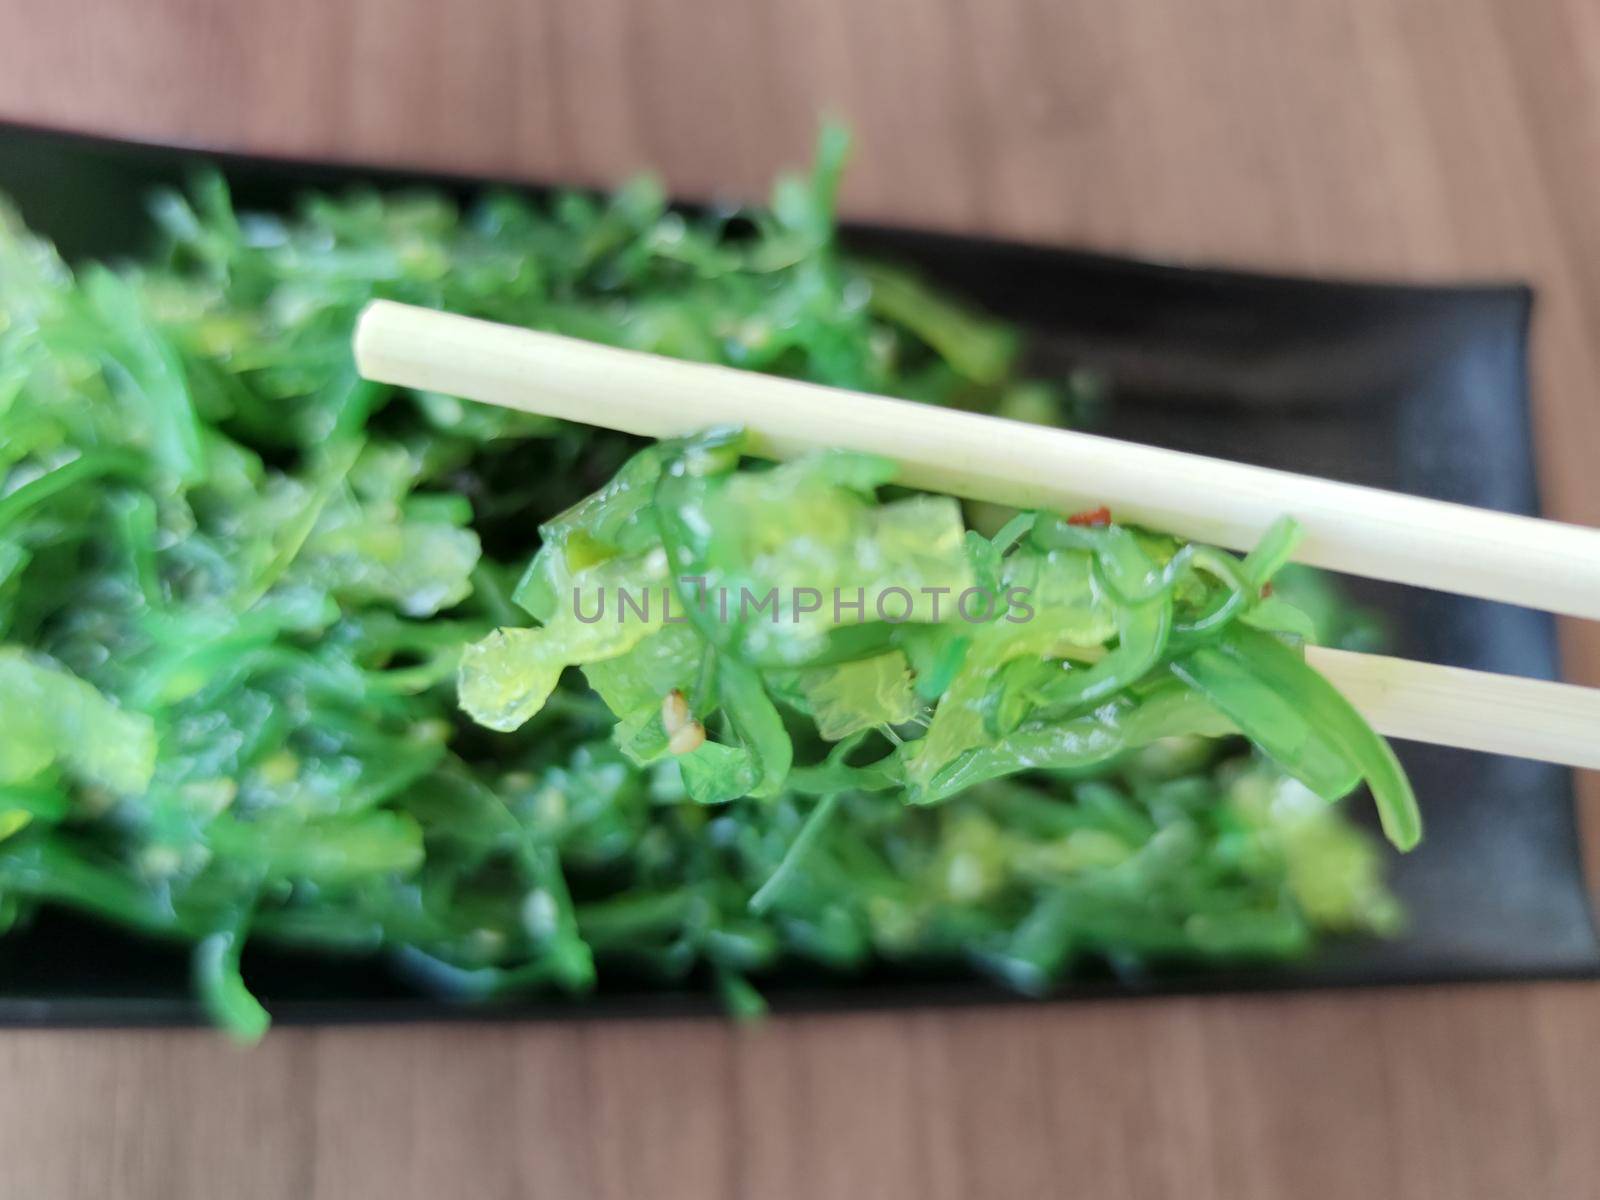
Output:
[
  {"xmin": 1067, "ymin": 506, "xmax": 1112, "ymax": 528},
  {"xmin": 1260, "ymin": 582, "xmax": 1275, "ymax": 598}
]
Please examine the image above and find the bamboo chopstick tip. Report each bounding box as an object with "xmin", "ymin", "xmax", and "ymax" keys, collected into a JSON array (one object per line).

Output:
[{"xmin": 352, "ymin": 299, "xmax": 398, "ymax": 379}]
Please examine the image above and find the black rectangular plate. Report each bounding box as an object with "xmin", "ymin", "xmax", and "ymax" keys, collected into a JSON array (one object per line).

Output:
[{"xmin": 0, "ymin": 121, "xmax": 1594, "ymax": 1027}]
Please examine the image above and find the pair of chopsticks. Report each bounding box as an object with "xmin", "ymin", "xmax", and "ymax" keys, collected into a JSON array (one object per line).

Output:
[{"xmin": 353, "ymin": 299, "xmax": 1600, "ymax": 772}]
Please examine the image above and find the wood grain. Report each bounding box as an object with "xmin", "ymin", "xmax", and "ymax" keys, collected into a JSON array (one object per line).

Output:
[{"xmin": 0, "ymin": 1, "xmax": 1597, "ymax": 1196}]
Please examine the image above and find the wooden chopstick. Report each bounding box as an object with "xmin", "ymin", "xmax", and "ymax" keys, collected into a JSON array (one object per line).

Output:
[
  {"xmin": 354, "ymin": 299, "xmax": 1600, "ymax": 771},
  {"xmin": 1306, "ymin": 648, "xmax": 1600, "ymax": 770},
  {"xmin": 355, "ymin": 300, "xmax": 1600, "ymax": 620}
]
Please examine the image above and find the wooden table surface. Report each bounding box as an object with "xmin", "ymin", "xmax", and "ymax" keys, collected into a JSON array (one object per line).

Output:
[{"xmin": 1, "ymin": 2, "xmax": 1598, "ymax": 1196}]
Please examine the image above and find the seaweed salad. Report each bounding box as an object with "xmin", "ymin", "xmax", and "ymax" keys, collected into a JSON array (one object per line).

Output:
[{"xmin": 0, "ymin": 129, "xmax": 1411, "ymax": 1038}]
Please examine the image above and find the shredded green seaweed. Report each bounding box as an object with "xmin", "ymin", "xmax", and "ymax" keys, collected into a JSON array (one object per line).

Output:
[
  {"xmin": 461, "ymin": 431, "xmax": 1420, "ymax": 843},
  {"xmin": 0, "ymin": 130, "xmax": 1406, "ymax": 1038}
]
